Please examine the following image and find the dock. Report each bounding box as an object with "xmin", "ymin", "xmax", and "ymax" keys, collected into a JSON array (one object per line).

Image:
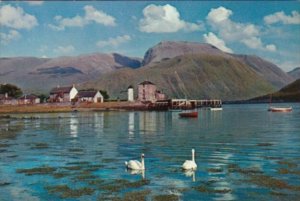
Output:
[{"xmin": 148, "ymin": 99, "xmax": 222, "ymax": 110}]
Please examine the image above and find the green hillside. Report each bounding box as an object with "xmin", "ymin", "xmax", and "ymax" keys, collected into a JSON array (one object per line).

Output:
[
  {"xmin": 250, "ymin": 79, "xmax": 300, "ymax": 102},
  {"xmin": 81, "ymin": 54, "xmax": 275, "ymax": 101}
]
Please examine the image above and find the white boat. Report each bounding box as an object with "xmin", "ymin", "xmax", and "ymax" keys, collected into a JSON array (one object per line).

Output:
[
  {"xmin": 268, "ymin": 107, "xmax": 292, "ymax": 112},
  {"xmin": 210, "ymin": 107, "xmax": 223, "ymax": 111}
]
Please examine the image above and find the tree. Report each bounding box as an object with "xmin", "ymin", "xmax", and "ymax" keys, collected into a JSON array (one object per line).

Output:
[
  {"xmin": 100, "ymin": 90, "xmax": 109, "ymax": 100},
  {"xmin": 38, "ymin": 94, "xmax": 48, "ymax": 103},
  {"xmin": 0, "ymin": 83, "xmax": 23, "ymax": 98}
]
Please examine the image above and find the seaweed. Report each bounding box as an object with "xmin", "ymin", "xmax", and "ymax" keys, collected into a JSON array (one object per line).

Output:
[
  {"xmin": 278, "ymin": 160, "xmax": 298, "ymax": 168},
  {"xmin": 194, "ymin": 185, "xmax": 231, "ymax": 194},
  {"xmin": 227, "ymin": 163, "xmax": 262, "ymax": 175},
  {"xmin": 153, "ymin": 194, "xmax": 179, "ymax": 201},
  {"xmin": 16, "ymin": 166, "xmax": 57, "ymax": 175},
  {"xmin": 30, "ymin": 142, "xmax": 49, "ymax": 149},
  {"xmin": 207, "ymin": 168, "xmax": 223, "ymax": 173},
  {"xmin": 46, "ymin": 185, "xmax": 95, "ymax": 198},
  {"xmin": 0, "ymin": 182, "xmax": 11, "ymax": 186},
  {"xmin": 257, "ymin": 143, "xmax": 273, "ymax": 147},
  {"xmin": 122, "ymin": 190, "xmax": 151, "ymax": 201}
]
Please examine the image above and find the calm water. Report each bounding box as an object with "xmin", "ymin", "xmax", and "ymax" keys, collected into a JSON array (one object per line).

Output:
[{"xmin": 0, "ymin": 104, "xmax": 300, "ymax": 201}]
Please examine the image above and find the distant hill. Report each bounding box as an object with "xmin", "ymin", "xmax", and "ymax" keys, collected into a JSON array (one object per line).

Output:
[
  {"xmin": 0, "ymin": 41, "xmax": 294, "ymax": 100},
  {"xmin": 141, "ymin": 41, "xmax": 293, "ymax": 88},
  {"xmin": 288, "ymin": 67, "xmax": 300, "ymax": 79},
  {"xmin": 250, "ymin": 79, "xmax": 300, "ymax": 102},
  {"xmin": 81, "ymin": 54, "xmax": 275, "ymax": 101},
  {"xmin": 0, "ymin": 53, "xmax": 142, "ymax": 93}
]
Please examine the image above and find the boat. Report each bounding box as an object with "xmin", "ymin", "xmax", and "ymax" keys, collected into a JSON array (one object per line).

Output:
[
  {"xmin": 179, "ymin": 111, "xmax": 198, "ymax": 118},
  {"xmin": 210, "ymin": 107, "xmax": 223, "ymax": 111},
  {"xmin": 268, "ymin": 107, "xmax": 292, "ymax": 112},
  {"xmin": 267, "ymin": 94, "xmax": 292, "ymax": 112}
]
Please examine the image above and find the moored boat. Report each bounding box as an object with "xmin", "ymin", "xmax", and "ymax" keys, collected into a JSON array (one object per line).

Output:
[
  {"xmin": 210, "ymin": 107, "xmax": 223, "ymax": 111},
  {"xmin": 179, "ymin": 111, "xmax": 198, "ymax": 118},
  {"xmin": 268, "ymin": 107, "xmax": 292, "ymax": 112}
]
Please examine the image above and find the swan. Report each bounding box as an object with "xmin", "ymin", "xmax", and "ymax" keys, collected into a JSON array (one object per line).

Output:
[
  {"xmin": 125, "ymin": 153, "xmax": 145, "ymax": 170},
  {"xmin": 182, "ymin": 149, "xmax": 197, "ymax": 170}
]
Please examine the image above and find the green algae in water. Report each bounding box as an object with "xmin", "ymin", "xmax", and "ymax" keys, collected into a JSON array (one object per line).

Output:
[
  {"xmin": 257, "ymin": 143, "xmax": 273, "ymax": 147},
  {"xmin": 194, "ymin": 185, "xmax": 232, "ymax": 194},
  {"xmin": 66, "ymin": 161, "xmax": 90, "ymax": 166},
  {"xmin": 63, "ymin": 165, "xmax": 83, "ymax": 171},
  {"xmin": 153, "ymin": 194, "xmax": 180, "ymax": 201},
  {"xmin": 0, "ymin": 144, "xmax": 9, "ymax": 148},
  {"xmin": 227, "ymin": 163, "xmax": 262, "ymax": 175},
  {"xmin": 278, "ymin": 160, "xmax": 298, "ymax": 168},
  {"xmin": 30, "ymin": 142, "xmax": 49, "ymax": 149},
  {"xmin": 52, "ymin": 171, "xmax": 70, "ymax": 179},
  {"xmin": 0, "ymin": 182, "xmax": 11, "ymax": 186},
  {"xmin": 122, "ymin": 190, "xmax": 151, "ymax": 201},
  {"xmin": 278, "ymin": 168, "xmax": 300, "ymax": 175},
  {"xmin": 46, "ymin": 185, "xmax": 95, "ymax": 198},
  {"xmin": 207, "ymin": 168, "xmax": 223, "ymax": 173},
  {"xmin": 16, "ymin": 166, "xmax": 57, "ymax": 175},
  {"xmin": 100, "ymin": 179, "xmax": 150, "ymax": 192}
]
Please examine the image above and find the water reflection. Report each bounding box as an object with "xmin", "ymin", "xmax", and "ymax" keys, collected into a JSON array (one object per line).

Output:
[
  {"xmin": 183, "ymin": 170, "xmax": 196, "ymax": 182},
  {"xmin": 94, "ymin": 112, "xmax": 104, "ymax": 135},
  {"xmin": 126, "ymin": 169, "xmax": 145, "ymax": 179},
  {"xmin": 138, "ymin": 112, "xmax": 165, "ymax": 135},
  {"xmin": 128, "ymin": 112, "xmax": 135, "ymax": 138},
  {"xmin": 70, "ymin": 116, "xmax": 78, "ymax": 138}
]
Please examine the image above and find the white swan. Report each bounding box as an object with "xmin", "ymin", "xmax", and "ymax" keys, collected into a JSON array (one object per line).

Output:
[
  {"xmin": 125, "ymin": 153, "xmax": 145, "ymax": 170},
  {"xmin": 182, "ymin": 149, "xmax": 197, "ymax": 170}
]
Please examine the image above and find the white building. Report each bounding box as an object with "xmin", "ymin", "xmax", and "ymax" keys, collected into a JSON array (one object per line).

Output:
[
  {"xmin": 77, "ymin": 90, "xmax": 103, "ymax": 103},
  {"xmin": 49, "ymin": 85, "xmax": 78, "ymax": 102},
  {"xmin": 127, "ymin": 85, "xmax": 134, "ymax": 102}
]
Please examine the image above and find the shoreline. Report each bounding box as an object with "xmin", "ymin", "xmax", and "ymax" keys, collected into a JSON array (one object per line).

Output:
[{"xmin": 0, "ymin": 102, "xmax": 148, "ymax": 114}]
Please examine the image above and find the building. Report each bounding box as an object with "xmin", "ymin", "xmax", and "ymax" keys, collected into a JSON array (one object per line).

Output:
[
  {"xmin": 49, "ymin": 85, "xmax": 78, "ymax": 102},
  {"xmin": 138, "ymin": 81, "xmax": 167, "ymax": 103},
  {"xmin": 76, "ymin": 90, "xmax": 103, "ymax": 103},
  {"xmin": 0, "ymin": 93, "xmax": 16, "ymax": 105},
  {"xmin": 18, "ymin": 94, "xmax": 40, "ymax": 104},
  {"xmin": 127, "ymin": 85, "xmax": 134, "ymax": 102},
  {"xmin": 155, "ymin": 90, "xmax": 167, "ymax": 101},
  {"xmin": 138, "ymin": 81, "xmax": 157, "ymax": 102}
]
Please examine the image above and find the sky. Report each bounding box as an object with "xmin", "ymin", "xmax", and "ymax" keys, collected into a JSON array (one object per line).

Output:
[{"xmin": 0, "ymin": 1, "xmax": 300, "ymax": 72}]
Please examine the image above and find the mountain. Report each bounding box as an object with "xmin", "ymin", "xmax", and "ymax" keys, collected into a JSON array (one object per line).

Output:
[
  {"xmin": 142, "ymin": 41, "xmax": 230, "ymax": 66},
  {"xmin": 0, "ymin": 53, "xmax": 142, "ymax": 93},
  {"xmin": 288, "ymin": 67, "xmax": 300, "ymax": 79},
  {"xmin": 81, "ymin": 54, "xmax": 275, "ymax": 101},
  {"xmin": 234, "ymin": 55, "xmax": 294, "ymax": 88},
  {"xmin": 141, "ymin": 41, "xmax": 293, "ymax": 88},
  {"xmin": 250, "ymin": 79, "xmax": 300, "ymax": 102}
]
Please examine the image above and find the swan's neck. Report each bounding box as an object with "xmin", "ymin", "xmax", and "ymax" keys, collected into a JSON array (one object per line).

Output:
[
  {"xmin": 141, "ymin": 157, "xmax": 145, "ymax": 169},
  {"xmin": 192, "ymin": 151, "xmax": 195, "ymax": 162}
]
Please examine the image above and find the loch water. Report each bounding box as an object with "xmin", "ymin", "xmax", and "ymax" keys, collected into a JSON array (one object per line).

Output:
[{"xmin": 0, "ymin": 103, "xmax": 300, "ymax": 201}]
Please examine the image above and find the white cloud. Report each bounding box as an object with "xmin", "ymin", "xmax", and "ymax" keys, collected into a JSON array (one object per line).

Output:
[
  {"xmin": 49, "ymin": 5, "xmax": 115, "ymax": 31},
  {"xmin": 206, "ymin": 6, "xmax": 276, "ymax": 52},
  {"xmin": 203, "ymin": 32, "xmax": 233, "ymax": 53},
  {"xmin": 84, "ymin": 5, "xmax": 116, "ymax": 26},
  {"xmin": 53, "ymin": 45, "xmax": 75, "ymax": 55},
  {"xmin": 139, "ymin": 4, "xmax": 202, "ymax": 33},
  {"xmin": 0, "ymin": 4, "xmax": 38, "ymax": 29},
  {"xmin": 97, "ymin": 35, "xmax": 131, "ymax": 48},
  {"xmin": 0, "ymin": 30, "xmax": 21, "ymax": 44},
  {"xmin": 265, "ymin": 44, "xmax": 277, "ymax": 52},
  {"xmin": 27, "ymin": 1, "xmax": 44, "ymax": 6},
  {"xmin": 264, "ymin": 11, "xmax": 300, "ymax": 25}
]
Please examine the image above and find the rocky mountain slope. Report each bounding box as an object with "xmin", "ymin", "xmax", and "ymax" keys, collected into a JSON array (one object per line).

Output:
[
  {"xmin": 288, "ymin": 67, "xmax": 300, "ymax": 79},
  {"xmin": 81, "ymin": 54, "xmax": 275, "ymax": 101},
  {"xmin": 0, "ymin": 53, "xmax": 141, "ymax": 93}
]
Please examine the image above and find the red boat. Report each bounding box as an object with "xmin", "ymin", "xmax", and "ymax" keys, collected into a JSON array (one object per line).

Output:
[
  {"xmin": 179, "ymin": 111, "xmax": 198, "ymax": 118},
  {"xmin": 268, "ymin": 107, "xmax": 292, "ymax": 112}
]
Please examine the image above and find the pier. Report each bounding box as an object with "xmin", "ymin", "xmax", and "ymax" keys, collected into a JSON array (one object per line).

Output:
[{"xmin": 149, "ymin": 99, "xmax": 222, "ymax": 110}]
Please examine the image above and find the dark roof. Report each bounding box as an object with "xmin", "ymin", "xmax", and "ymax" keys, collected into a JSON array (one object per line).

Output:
[
  {"xmin": 77, "ymin": 90, "xmax": 98, "ymax": 98},
  {"xmin": 139, "ymin": 81, "xmax": 155, "ymax": 85},
  {"xmin": 128, "ymin": 85, "xmax": 133, "ymax": 89},
  {"xmin": 19, "ymin": 94, "xmax": 38, "ymax": 100},
  {"xmin": 50, "ymin": 86, "xmax": 73, "ymax": 94}
]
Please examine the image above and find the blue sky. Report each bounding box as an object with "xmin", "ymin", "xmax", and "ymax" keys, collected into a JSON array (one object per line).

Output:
[{"xmin": 0, "ymin": 1, "xmax": 299, "ymax": 71}]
